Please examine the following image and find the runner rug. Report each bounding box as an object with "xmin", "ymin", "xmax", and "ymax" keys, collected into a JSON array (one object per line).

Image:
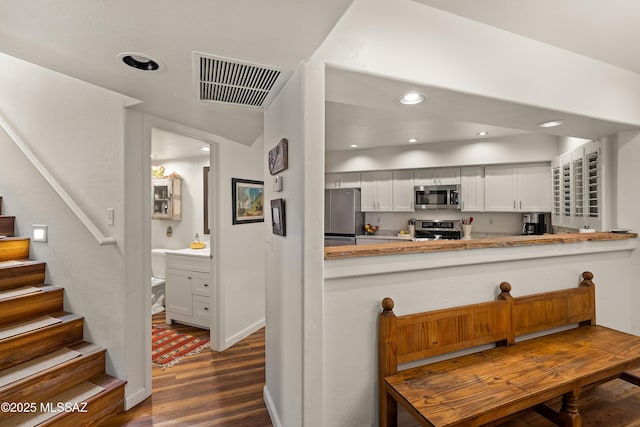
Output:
[{"xmin": 152, "ymin": 326, "xmax": 210, "ymax": 369}]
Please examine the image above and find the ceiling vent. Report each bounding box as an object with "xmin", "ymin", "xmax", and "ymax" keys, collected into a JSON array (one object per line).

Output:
[{"xmin": 193, "ymin": 53, "xmax": 290, "ymax": 109}]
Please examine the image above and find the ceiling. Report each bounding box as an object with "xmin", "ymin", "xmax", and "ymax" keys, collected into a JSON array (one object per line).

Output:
[
  {"xmin": 414, "ymin": 0, "xmax": 640, "ymax": 74},
  {"xmin": 0, "ymin": 0, "xmax": 354, "ymax": 146},
  {"xmin": 325, "ymin": 1, "xmax": 640, "ymax": 151},
  {"xmin": 151, "ymin": 128, "xmax": 210, "ymax": 161},
  {"xmin": 1, "ymin": 1, "xmax": 639, "ymax": 151}
]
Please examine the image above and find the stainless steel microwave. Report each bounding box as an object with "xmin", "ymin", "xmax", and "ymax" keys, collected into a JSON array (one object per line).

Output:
[{"xmin": 414, "ymin": 185, "xmax": 460, "ymax": 210}]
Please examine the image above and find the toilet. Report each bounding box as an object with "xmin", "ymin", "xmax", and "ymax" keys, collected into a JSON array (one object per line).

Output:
[{"xmin": 151, "ymin": 249, "xmax": 168, "ymax": 314}]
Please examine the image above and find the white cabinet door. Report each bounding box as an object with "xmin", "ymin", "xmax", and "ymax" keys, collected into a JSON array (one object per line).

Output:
[
  {"xmin": 484, "ymin": 166, "xmax": 516, "ymax": 211},
  {"xmin": 325, "ymin": 172, "xmax": 361, "ymax": 189},
  {"xmin": 360, "ymin": 172, "xmax": 378, "ymax": 211},
  {"xmin": 166, "ymin": 268, "xmax": 193, "ymax": 316},
  {"xmin": 392, "ymin": 170, "xmax": 414, "ymax": 211},
  {"xmin": 517, "ymin": 165, "xmax": 551, "ymax": 212},
  {"xmin": 360, "ymin": 171, "xmax": 392, "ymax": 211},
  {"xmin": 460, "ymin": 167, "xmax": 484, "ymax": 212},
  {"xmin": 414, "ymin": 168, "xmax": 460, "ymax": 185}
]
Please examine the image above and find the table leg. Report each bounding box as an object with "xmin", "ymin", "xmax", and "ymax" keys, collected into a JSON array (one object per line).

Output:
[{"xmin": 558, "ymin": 391, "xmax": 581, "ymax": 427}]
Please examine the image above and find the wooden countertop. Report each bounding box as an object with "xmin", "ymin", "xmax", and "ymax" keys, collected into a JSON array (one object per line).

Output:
[{"xmin": 324, "ymin": 232, "xmax": 637, "ymax": 260}]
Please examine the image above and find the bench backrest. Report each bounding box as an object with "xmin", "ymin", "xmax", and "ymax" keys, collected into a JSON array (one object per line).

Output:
[{"xmin": 379, "ymin": 271, "xmax": 596, "ymax": 376}]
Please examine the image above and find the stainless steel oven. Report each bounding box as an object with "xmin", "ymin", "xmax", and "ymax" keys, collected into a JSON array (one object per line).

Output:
[{"xmin": 414, "ymin": 185, "xmax": 460, "ymax": 210}]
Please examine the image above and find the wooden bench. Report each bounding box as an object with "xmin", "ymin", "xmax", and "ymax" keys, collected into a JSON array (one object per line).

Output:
[{"xmin": 379, "ymin": 272, "xmax": 640, "ymax": 427}]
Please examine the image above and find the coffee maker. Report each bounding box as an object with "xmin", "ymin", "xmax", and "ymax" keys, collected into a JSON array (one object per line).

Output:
[{"xmin": 522, "ymin": 213, "xmax": 546, "ymax": 235}]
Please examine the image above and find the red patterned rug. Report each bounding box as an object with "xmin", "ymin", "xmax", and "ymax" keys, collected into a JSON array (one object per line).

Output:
[{"xmin": 152, "ymin": 326, "xmax": 210, "ymax": 369}]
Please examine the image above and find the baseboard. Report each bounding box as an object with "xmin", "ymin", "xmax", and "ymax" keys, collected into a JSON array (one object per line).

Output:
[
  {"xmin": 263, "ymin": 385, "xmax": 282, "ymax": 427},
  {"xmin": 125, "ymin": 386, "xmax": 150, "ymax": 411},
  {"xmin": 224, "ymin": 318, "xmax": 265, "ymax": 349}
]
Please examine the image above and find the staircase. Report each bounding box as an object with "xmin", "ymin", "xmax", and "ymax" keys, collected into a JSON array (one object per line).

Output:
[{"xmin": 0, "ymin": 197, "xmax": 126, "ymax": 426}]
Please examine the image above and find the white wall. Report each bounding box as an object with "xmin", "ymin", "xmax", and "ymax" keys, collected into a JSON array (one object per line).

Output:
[
  {"xmin": 326, "ymin": 134, "xmax": 559, "ymax": 173},
  {"xmin": 0, "ymin": 52, "xmax": 135, "ymax": 388},
  {"xmin": 615, "ymin": 131, "xmax": 640, "ymax": 333},
  {"xmin": 263, "ymin": 63, "xmax": 306, "ymax": 427},
  {"xmin": 151, "ymin": 156, "xmax": 210, "ymax": 250},
  {"xmin": 215, "ymin": 135, "xmax": 266, "ymax": 348}
]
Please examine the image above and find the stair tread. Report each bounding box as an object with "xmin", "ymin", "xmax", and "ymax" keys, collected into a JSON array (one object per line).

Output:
[
  {"xmin": 0, "ymin": 312, "xmax": 81, "ymax": 342},
  {"xmin": 7, "ymin": 380, "xmax": 108, "ymax": 426},
  {"xmin": 0, "ymin": 284, "xmax": 59, "ymax": 300},
  {"xmin": 0, "ymin": 259, "xmax": 43, "ymax": 270},
  {"xmin": 0, "ymin": 342, "xmax": 103, "ymax": 389}
]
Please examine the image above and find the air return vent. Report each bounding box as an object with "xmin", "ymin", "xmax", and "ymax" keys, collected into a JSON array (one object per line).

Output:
[{"xmin": 194, "ymin": 53, "xmax": 289, "ymax": 108}]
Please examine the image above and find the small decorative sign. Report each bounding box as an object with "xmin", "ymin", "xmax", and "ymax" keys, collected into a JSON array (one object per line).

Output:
[
  {"xmin": 268, "ymin": 138, "xmax": 288, "ymax": 175},
  {"xmin": 270, "ymin": 198, "xmax": 286, "ymax": 236}
]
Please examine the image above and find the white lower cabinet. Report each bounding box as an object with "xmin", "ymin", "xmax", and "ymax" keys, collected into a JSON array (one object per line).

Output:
[{"xmin": 165, "ymin": 254, "xmax": 211, "ymax": 329}]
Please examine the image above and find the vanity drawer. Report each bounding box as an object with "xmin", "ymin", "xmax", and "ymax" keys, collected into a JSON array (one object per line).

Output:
[
  {"xmin": 192, "ymin": 272, "xmax": 211, "ymax": 296},
  {"xmin": 193, "ymin": 295, "xmax": 211, "ymax": 321}
]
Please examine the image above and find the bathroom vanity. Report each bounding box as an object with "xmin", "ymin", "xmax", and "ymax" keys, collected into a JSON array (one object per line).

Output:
[{"xmin": 164, "ymin": 247, "xmax": 211, "ymax": 329}]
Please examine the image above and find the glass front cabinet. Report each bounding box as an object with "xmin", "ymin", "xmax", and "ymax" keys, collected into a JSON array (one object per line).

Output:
[{"xmin": 152, "ymin": 178, "xmax": 182, "ymax": 220}]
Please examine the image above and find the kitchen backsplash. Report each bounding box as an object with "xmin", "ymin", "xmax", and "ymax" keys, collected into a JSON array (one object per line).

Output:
[{"xmin": 364, "ymin": 211, "xmax": 525, "ymax": 235}]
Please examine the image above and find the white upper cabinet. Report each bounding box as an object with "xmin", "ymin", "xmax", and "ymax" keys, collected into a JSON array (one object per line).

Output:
[
  {"xmin": 325, "ymin": 172, "xmax": 361, "ymax": 189},
  {"xmin": 484, "ymin": 166, "xmax": 517, "ymax": 211},
  {"xmin": 392, "ymin": 170, "xmax": 415, "ymax": 212},
  {"xmin": 361, "ymin": 171, "xmax": 393, "ymax": 212},
  {"xmin": 414, "ymin": 167, "xmax": 460, "ymax": 186},
  {"xmin": 460, "ymin": 166, "xmax": 484, "ymax": 212},
  {"xmin": 517, "ymin": 165, "xmax": 551, "ymax": 212},
  {"xmin": 485, "ymin": 164, "xmax": 551, "ymax": 212}
]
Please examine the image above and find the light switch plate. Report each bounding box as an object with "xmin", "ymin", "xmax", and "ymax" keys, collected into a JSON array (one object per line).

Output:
[
  {"xmin": 106, "ymin": 208, "xmax": 115, "ymax": 225},
  {"xmin": 273, "ymin": 176, "xmax": 283, "ymax": 192}
]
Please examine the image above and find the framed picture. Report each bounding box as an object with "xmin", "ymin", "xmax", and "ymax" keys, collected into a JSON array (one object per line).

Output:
[
  {"xmin": 268, "ymin": 138, "xmax": 288, "ymax": 175},
  {"xmin": 270, "ymin": 198, "xmax": 286, "ymax": 236},
  {"xmin": 232, "ymin": 178, "xmax": 264, "ymax": 224}
]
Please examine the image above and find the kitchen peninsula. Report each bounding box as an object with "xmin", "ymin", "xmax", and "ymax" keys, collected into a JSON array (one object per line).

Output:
[{"xmin": 322, "ymin": 230, "xmax": 637, "ymax": 426}]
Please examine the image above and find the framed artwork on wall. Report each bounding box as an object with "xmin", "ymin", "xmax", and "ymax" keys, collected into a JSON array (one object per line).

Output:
[
  {"xmin": 270, "ymin": 198, "xmax": 286, "ymax": 236},
  {"xmin": 268, "ymin": 138, "xmax": 288, "ymax": 175},
  {"xmin": 232, "ymin": 178, "xmax": 264, "ymax": 224}
]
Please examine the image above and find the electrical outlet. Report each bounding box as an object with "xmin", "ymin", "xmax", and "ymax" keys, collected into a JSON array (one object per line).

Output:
[{"xmin": 107, "ymin": 208, "xmax": 114, "ymax": 225}]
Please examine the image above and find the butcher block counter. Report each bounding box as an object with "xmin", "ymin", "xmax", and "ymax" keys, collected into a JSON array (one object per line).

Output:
[{"xmin": 324, "ymin": 232, "xmax": 637, "ymax": 260}]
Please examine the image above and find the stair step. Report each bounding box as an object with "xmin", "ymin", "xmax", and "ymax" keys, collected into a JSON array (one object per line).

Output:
[
  {"xmin": 44, "ymin": 374, "xmax": 126, "ymax": 427},
  {"xmin": 0, "ymin": 260, "xmax": 46, "ymax": 291},
  {"xmin": 0, "ymin": 342, "xmax": 105, "ymax": 406},
  {"xmin": 0, "ymin": 237, "xmax": 30, "ymax": 262},
  {"xmin": 0, "ymin": 312, "xmax": 84, "ymax": 371},
  {"xmin": 0, "ymin": 285, "xmax": 63, "ymax": 326},
  {"xmin": 4, "ymin": 378, "xmax": 110, "ymax": 427},
  {"xmin": 0, "ymin": 216, "xmax": 15, "ymax": 237}
]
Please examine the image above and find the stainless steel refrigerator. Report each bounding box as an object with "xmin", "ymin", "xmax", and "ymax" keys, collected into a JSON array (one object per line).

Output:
[{"xmin": 324, "ymin": 188, "xmax": 364, "ymax": 246}]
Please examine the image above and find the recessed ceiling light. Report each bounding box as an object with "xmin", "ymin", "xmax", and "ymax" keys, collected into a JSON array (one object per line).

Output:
[
  {"xmin": 200, "ymin": 146, "xmax": 210, "ymax": 152},
  {"xmin": 408, "ymin": 138, "xmax": 419, "ymax": 143},
  {"xmin": 477, "ymin": 131, "xmax": 489, "ymax": 136},
  {"xmin": 349, "ymin": 144, "xmax": 359, "ymax": 148},
  {"xmin": 538, "ymin": 120, "xmax": 564, "ymax": 128},
  {"xmin": 117, "ymin": 52, "xmax": 164, "ymax": 72},
  {"xmin": 399, "ymin": 92, "xmax": 425, "ymax": 105},
  {"xmin": 150, "ymin": 154, "xmax": 156, "ymax": 159}
]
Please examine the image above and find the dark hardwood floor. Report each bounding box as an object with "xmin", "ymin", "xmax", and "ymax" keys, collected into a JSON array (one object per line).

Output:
[
  {"xmin": 105, "ymin": 314, "xmax": 640, "ymax": 426},
  {"xmin": 104, "ymin": 313, "xmax": 273, "ymax": 426}
]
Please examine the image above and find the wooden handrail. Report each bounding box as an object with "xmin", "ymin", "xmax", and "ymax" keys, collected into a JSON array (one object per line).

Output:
[{"xmin": 0, "ymin": 111, "xmax": 115, "ymax": 246}]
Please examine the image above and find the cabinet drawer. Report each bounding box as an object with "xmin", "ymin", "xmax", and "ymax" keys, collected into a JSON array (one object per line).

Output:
[
  {"xmin": 193, "ymin": 295, "xmax": 211, "ymax": 321},
  {"xmin": 192, "ymin": 272, "xmax": 211, "ymax": 296}
]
